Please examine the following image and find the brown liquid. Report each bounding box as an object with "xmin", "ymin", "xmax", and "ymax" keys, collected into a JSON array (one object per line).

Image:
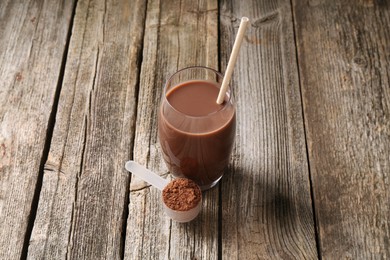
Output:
[
  {"xmin": 165, "ymin": 81, "xmax": 224, "ymax": 116},
  {"xmin": 158, "ymin": 80, "xmax": 235, "ymax": 189}
]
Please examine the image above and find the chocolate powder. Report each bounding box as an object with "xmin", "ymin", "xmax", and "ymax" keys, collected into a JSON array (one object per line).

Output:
[{"xmin": 162, "ymin": 178, "xmax": 201, "ymax": 211}]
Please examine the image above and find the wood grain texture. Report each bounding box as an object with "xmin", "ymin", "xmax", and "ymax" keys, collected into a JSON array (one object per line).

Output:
[
  {"xmin": 27, "ymin": 0, "xmax": 146, "ymax": 259},
  {"xmin": 0, "ymin": 0, "xmax": 75, "ymax": 258},
  {"xmin": 293, "ymin": 0, "xmax": 390, "ymax": 258},
  {"xmin": 219, "ymin": 0, "xmax": 317, "ymax": 258},
  {"xmin": 124, "ymin": 0, "xmax": 219, "ymax": 259}
]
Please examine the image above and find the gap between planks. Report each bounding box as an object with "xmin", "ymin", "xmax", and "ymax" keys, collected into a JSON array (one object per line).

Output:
[
  {"xmin": 289, "ymin": 0, "xmax": 321, "ymax": 259},
  {"xmin": 119, "ymin": 0, "xmax": 150, "ymax": 258},
  {"xmin": 20, "ymin": 1, "xmax": 79, "ymax": 259}
]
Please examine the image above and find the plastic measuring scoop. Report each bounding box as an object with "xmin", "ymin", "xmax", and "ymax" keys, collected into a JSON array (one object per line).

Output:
[{"xmin": 125, "ymin": 161, "xmax": 202, "ymax": 222}]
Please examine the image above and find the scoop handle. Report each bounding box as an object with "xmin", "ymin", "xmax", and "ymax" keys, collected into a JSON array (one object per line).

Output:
[{"xmin": 125, "ymin": 161, "xmax": 169, "ymax": 191}]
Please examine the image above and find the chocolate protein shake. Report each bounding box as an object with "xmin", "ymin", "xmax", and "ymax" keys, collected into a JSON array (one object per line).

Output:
[{"xmin": 158, "ymin": 75, "xmax": 235, "ymax": 190}]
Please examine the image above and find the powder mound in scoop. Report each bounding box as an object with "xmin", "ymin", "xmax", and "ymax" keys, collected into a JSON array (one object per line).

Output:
[{"xmin": 162, "ymin": 178, "xmax": 201, "ymax": 211}]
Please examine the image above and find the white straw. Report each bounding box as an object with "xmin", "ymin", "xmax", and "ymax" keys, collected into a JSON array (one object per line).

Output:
[{"xmin": 216, "ymin": 17, "xmax": 249, "ymax": 104}]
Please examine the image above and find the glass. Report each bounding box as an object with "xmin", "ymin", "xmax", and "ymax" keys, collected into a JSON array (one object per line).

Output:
[{"xmin": 158, "ymin": 66, "xmax": 236, "ymax": 190}]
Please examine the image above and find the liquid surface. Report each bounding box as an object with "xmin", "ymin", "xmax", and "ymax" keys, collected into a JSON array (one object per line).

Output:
[{"xmin": 166, "ymin": 80, "xmax": 224, "ymax": 117}]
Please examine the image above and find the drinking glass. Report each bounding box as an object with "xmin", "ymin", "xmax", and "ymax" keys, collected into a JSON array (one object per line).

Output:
[{"xmin": 158, "ymin": 66, "xmax": 236, "ymax": 190}]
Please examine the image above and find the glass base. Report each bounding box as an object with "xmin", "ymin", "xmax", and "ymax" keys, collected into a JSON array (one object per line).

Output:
[
  {"xmin": 198, "ymin": 174, "xmax": 223, "ymax": 191},
  {"xmin": 168, "ymin": 170, "xmax": 224, "ymax": 191}
]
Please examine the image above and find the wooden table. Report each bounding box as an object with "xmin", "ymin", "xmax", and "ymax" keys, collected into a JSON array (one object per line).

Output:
[{"xmin": 1, "ymin": 0, "xmax": 389, "ymax": 259}]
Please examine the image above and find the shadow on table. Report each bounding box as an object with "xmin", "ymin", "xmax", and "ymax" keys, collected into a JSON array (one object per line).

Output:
[{"xmin": 219, "ymin": 164, "xmax": 313, "ymax": 239}]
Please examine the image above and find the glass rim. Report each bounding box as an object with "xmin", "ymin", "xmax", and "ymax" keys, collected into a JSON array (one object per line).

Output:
[{"xmin": 162, "ymin": 66, "xmax": 234, "ymax": 119}]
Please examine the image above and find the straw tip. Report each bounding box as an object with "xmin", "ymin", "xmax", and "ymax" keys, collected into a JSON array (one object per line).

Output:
[{"xmin": 241, "ymin": 17, "xmax": 250, "ymax": 22}]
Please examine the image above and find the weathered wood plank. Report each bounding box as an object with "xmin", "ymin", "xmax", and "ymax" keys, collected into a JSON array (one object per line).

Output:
[
  {"xmin": 293, "ymin": 0, "xmax": 390, "ymax": 258},
  {"xmin": 0, "ymin": 0, "xmax": 75, "ymax": 259},
  {"xmin": 219, "ymin": 0, "xmax": 317, "ymax": 258},
  {"xmin": 124, "ymin": 0, "xmax": 219, "ymax": 259},
  {"xmin": 27, "ymin": 0, "xmax": 146, "ymax": 259}
]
